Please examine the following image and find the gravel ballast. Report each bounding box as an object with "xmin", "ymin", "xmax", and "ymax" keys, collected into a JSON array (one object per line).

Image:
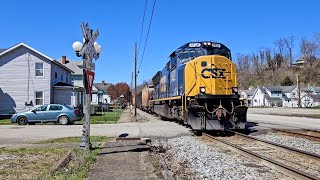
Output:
[
  {"xmin": 253, "ymin": 133, "xmax": 320, "ymax": 155},
  {"xmin": 152, "ymin": 136, "xmax": 287, "ymax": 180}
]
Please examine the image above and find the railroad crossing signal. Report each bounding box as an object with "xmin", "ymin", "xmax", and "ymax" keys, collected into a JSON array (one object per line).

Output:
[{"xmin": 76, "ymin": 22, "xmax": 101, "ymax": 150}]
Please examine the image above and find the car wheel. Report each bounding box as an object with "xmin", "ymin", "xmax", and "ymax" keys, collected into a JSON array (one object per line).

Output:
[
  {"xmin": 17, "ymin": 116, "xmax": 28, "ymax": 125},
  {"xmin": 58, "ymin": 116, "xmax": 69, "ymax": 125},
  {"xmin": 28, "ymin": 122, "xmax": 36, "ymax": 125}
]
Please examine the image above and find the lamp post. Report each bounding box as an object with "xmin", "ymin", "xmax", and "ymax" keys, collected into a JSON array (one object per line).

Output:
[{"xmin": 72, "ymin": 22, "xmax": 102, "ymax": 150}]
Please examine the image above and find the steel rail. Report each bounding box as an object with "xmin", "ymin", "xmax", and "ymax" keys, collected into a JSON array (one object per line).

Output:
[
  {"xmin": 226, "ymin": 130, "xmax": 320, "ymax": 160},
  {"xmin": 256, "ymin": 122, "xmax": 320, "ymax": 133},
  {"xmin": 202, "ymin": 133, "xmax": 320, "ymax": 180},
  {"xmin": 271, "ymin": 128, "xmax": 320, "ymax": 140}
]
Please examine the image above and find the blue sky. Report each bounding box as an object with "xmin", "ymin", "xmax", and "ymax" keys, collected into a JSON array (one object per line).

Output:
[{"xmin": 1, "ymin": 0, "xmax": 320, "ymax": 85}]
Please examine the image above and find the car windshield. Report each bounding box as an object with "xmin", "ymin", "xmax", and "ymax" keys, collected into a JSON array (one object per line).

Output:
[
  {"xmin": 206, "ymin": 47, "xmax": 231, "ymax": 60},
  {"xmin": 177, "ymin": 49, "xmax": 205, "ymax": 63}
]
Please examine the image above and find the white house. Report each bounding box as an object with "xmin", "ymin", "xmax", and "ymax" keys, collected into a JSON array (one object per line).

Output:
[
  {"xmin": 0, "ymin": 43, "xmax": 75, "ymax": 114},
  {"xmin": 92, "ymin": 81, "xmax": 111, "ymax": 104},
  {"xmin": 240, "ymin": 89, "xmax": 255, "ymax": 107},
  {"xmin": 252, "ymin": 86, "xmax": 283, "ymax": 107},
  {"xmin": 301, "ymin": 94, "xmax": 320, "ymax": 107}
]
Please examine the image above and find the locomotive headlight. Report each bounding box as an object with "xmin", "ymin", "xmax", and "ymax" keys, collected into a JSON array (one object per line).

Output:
[{"xmin": 200, "ymin": 87, "xmax": 206, "ymax": 93}]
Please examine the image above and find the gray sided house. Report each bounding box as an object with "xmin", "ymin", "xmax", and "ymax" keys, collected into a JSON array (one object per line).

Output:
[
  {"xmin": 58, "ymin": 56, "xmax": 84, "ymax": 108},
  {"xmin": 0, "ymin": 43, "xmax": 74, "ymax": 114}
]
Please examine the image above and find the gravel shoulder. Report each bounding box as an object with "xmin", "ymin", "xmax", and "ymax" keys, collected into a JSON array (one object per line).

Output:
[{"xmin": 151, "ymin": 136, "xmax": 290, "ymax": 180}]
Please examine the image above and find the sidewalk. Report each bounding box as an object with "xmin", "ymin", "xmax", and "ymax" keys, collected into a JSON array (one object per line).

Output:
[
  {"xmin": 117, "ymin": 108, "xmax": 135, "ymax": 123},
  {"xmin": 87, "ymin": 138, "xmax": 158, "ymax": 180},
  {"xmin": 87, "ymin": 108, "xmax": 159, "ymax": 180}
]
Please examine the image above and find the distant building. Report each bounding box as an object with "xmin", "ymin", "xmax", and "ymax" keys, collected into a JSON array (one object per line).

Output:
[
  {"xmin": 58, "ymin": 56, "xmax": 84, "ymax": 107},
  {"xmin": 92, "ymin": 81, "xmax": 111, "ymax": 104},
  {"xmin": 301, "ymin": 94, "xmax": 320, "ymax": 107},
  {"xmin": 292, "ymin": 58, "xmax": 305, "ymax": 68},
  {"xmin": 239, "ymin": 89, "xmax": 255, "ymax": 106}
]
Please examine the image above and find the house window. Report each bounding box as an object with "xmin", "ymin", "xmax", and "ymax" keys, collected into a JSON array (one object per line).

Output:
[
  {"xmin": 66, "ymin": 73, "xmax": 68, "ymax": 83},
  {"xmin": 55, "ymin": 72, "xmax": 57, "ymax": 79},
  {"xmin": 35, "ymin": 91, "xmax": 44, "ymax": 105},
  {"xmin": 61, "ymin": 74, "xmax": 63, "ymax": 81},
  {"xmin": 35, "ymin": 63, "xmax": 44, "ymax": 77}
]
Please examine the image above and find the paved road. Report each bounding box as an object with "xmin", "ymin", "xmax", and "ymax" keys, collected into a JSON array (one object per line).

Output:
[
  {"xmin": 248, "ymin": 107, "xmax": 320, "ymax": 116},
  {"xmin": 0, "ymin": 109, "xmax": 192, "ymax": 147},
  {"xmin": 247, "ymin": 113, "xmax": 320, "ymax": 130}
]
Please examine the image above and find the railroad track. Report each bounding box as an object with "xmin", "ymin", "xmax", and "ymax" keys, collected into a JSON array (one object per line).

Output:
[
  {"xmin": 255, "ymin": 122, "xmax": 320, "ymax": 133},
  {"xmin": 202, "ymin": 131, "xmax": 320, "ymax": 180},
  {"xmin": 255, "ymin": 123, "xmax": 320, "ymax": 141}
]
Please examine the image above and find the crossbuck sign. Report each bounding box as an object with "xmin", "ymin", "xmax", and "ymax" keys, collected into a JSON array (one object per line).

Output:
[{"xmin": 79, "ymin": 22, "xmax": 100, "ymax": 60}]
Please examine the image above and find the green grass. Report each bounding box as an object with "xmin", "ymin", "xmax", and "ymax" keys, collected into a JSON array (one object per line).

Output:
[
  {"xmin": 0, "ymin": 147, "xmax": 68, "ymax": 180},
  {"xmin": 90, "ymin": 110, "xmax": 123, "ymax": 124},
  {"xmin": 36, "ymin": 136, "xmax": 108, "ymax": 144},
  {"xmin": 0, "ymin": 119, "xmax": 12, "ymax": 125}
]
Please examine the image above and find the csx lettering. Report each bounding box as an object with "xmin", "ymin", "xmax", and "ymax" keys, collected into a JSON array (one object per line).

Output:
[{"xmin": 201, "ymin": 68, "xmax": 226, "ymax": 79}]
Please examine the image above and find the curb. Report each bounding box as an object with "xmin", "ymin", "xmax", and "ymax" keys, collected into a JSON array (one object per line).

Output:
[{"xmin": 52, "ymin": 149, "xmax": 73, "ymax": 172}]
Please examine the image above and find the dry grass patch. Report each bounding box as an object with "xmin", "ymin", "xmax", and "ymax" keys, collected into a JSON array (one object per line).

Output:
[{"xmin": 0, "ymin": 147, "xmax": 68, "ymax": 180}]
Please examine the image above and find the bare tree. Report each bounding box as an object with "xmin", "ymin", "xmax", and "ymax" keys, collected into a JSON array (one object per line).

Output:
[
  {"xmin": 283, "ymin": 36, "xmax": 294, "ymax": 67},
  {"xmin": 300, "ymin": 37, "xmax": 318, "ymax": 62}
]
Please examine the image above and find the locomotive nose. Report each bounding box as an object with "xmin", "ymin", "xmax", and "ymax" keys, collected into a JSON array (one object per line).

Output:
[{"xmin": 184, "ymin": 55, "xmax": 237, "ymax": 96}]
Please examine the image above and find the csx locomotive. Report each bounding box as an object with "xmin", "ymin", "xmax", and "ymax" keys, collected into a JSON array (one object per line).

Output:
[{"xmin": 138, "ymin": 41, "xmax": 247, "ymax": 133}]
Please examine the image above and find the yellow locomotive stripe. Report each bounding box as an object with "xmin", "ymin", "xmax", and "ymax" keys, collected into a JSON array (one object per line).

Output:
[{"xmin": 150, "ymin": 96, "xmax": 182, "ymax": 102}]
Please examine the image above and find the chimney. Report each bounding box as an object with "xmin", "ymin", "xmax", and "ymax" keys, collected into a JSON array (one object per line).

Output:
[
  {"xmin": 61, "ymin": 56, "xmax": 67, "ymax": 64},
  {"xmin": 102, "ymin": 80, "xmax": 105, "ymax": 85}
]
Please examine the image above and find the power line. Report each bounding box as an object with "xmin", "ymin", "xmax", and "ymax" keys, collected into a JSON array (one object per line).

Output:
[
  {"xmin": 138, "ymin": 0, "xmax": 157, "ymax": 74},
  {"xmin": 137, "ymin": 0, "xmax": 148, "ymax": 59}
]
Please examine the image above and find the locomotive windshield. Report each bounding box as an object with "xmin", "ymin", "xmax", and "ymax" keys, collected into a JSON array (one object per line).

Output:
[{"xmin": 175, "ymin": 42, "xmax": 232, "ymax": 63}]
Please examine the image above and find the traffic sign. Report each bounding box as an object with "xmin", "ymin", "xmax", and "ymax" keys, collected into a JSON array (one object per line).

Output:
[{"xmin": 85, "ymin": 70, "xmax": 95, "ymax": 95}]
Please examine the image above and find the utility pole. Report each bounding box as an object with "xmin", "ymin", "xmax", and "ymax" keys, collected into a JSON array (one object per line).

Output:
[
  {"xmin": 131, "ymin": 72, "xmax": 133, "ymax": 105},
  {"xmin": 134, "ymin": 43, "xmax": 137, "ymax": 116},
  {"xmin": 297, "ymin": 74, "xmax": 301, "ymax": 107}
]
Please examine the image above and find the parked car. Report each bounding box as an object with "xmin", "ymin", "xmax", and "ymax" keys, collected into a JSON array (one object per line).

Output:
[{"xmin": 11, "ymin": 104, "xmax": 83, "ymax": 125}]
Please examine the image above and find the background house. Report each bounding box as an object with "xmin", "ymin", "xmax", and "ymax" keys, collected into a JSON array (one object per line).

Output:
[
  {"xmin": 92, "ymin": 81, "xmax": 111, "ymax": 104},
  {"xmin": 58, "ymin": 56, "xmax": 84, "ymax": 108},
  {"xmin": 0, "ymin": 43, "xmax": 75, "ymax": 114},
  {"xmin": 240, "ymin": 89, "xmax": 255, "ymax": 107}
]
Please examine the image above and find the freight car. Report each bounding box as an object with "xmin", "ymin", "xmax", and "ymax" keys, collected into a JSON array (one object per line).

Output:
[
  {"xmin": 141, "ymin": 41, "xmax": 247, "ymax": 134},
  {"xmin": 136, "ymin": 85, "xmax": 154, "ymax": 112}
]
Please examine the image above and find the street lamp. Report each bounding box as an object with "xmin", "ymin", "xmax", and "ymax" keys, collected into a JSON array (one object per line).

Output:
[
  {"xmin": 72, "ymin": 41, "xmax": 83, "ymax": 57},
  {"xmin": 72, "ymin": 22, "xmax": 101, "ymax": 150}
]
